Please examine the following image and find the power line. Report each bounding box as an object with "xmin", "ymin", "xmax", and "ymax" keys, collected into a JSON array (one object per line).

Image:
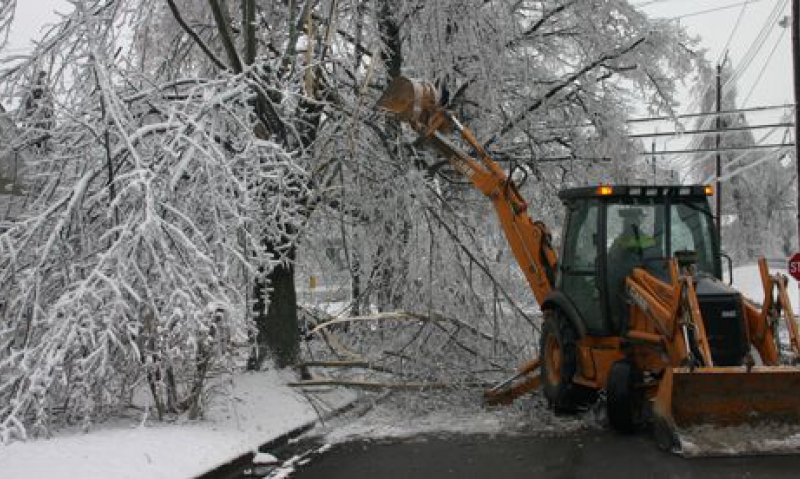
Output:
[
  {"xmin": 632, "ymin": 0, "xmax": 670, "ymax": 7},
  {"xmin": 673, "ymin": 124, "xmax": 785, "ymax": 178},
  {"xmin": 742, "ymin": 23, "xmax": 790, "ymax": 107},
  {"xmin": 641, "ymin": 142, "xmax": 794, "ymax": 156},
  {"xmin": 634, "ymin": 0, "xmax": 764, "ymax": 10},
  {"xmin": 728, "ymin": 0, "xmax": 787, "ymax": 87},
  {"xmin": 508, "ymin": 156, "xmax": 611, "ymax": 164},
  {"xmin": 627, "ymin": 103, "xmax": 795, "ymax": 123},
  {"xmin": 522, "ymin": 105, "xmax": 795, "ymax": 134},
  {"xmin": 667, "ymin": 0, "xmax": 769, "ymax": 19},
  {"xmin": 716, "ymin": 146, "xmax": 791, "ymax": 183},
  {"xmin": 698, "ymin": 145, "xmax": 784, "ymax": 183},
  {"xmin": 628, "ymin": 122, "xmax": 794, "ymax": 138},
  {"xmin": 698, "ymin": 0, "xmax": 785, "ymax": 112},
  {"xmin": 629, "ymin": 0, "xmax": 789, "ymax": 175},
  {"xmin": 682, "ymin": 0, "xmax": 788, "ymax": 124},
  {"xmin": 718, "ymin": 0, "xmax": 751, "ymax": 64}
]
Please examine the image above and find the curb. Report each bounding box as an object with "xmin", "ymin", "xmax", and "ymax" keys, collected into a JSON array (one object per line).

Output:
[{"xmin": 196, "ymin": 396, "xmax": 359, "ymax": 479}]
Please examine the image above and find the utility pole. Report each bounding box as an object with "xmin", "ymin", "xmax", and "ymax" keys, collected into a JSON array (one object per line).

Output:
[
  {"xmin": 793, "ymin": 0, "xmax": 800, "ymax": 255},
  {"xmin": 651, "ymin": 139, "xmax": 657, "ymax": 184},
  {"xmin": 716, "ymin": 62, "xmax": 723, "ymax": 250}
]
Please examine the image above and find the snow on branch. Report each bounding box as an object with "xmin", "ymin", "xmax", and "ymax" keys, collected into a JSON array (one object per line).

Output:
[{"xmin": 0, "ymin": 0, "xmax": 314, "ymax": 442}]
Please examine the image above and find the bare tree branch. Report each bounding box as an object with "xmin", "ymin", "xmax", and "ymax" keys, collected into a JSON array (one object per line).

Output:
[
  {"xmin": 288, "ymin": 379, "xmax": 462, "ymax": 390},
  {"xmin": 165, "ymin": 0, "xmax": 228, "ymax": 71},
  {"xmin": 208, "ymin": 0, "xmax": 243, "ymax": 73},
  {"xmin": 242, "ymin": 0, "xmax": 256, "ymax": 65},
  {"xmin": 506, "ymin": 0, "xmax": 575, "ymax": 49},
  {"xmin": 492, "ymin": 37, "xmax": 646, "ymax": 145}
]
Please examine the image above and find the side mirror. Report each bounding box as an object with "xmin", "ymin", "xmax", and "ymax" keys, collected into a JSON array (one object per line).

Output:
[{"xmin": 720, "ymin": 252, "xmax": 734, "ymax": 285}]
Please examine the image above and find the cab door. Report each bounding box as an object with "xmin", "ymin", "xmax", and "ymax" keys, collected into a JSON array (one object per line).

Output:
[{"xmin": 558, "ymin": 199, "xmax": 607, "ymax": 334}]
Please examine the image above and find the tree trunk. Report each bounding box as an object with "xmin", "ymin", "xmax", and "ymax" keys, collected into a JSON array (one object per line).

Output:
[
  {"xmin": 247, "ymin": 3, "xmax": 322, "ymax": 368},
  {"xmin": 250, "ymin": 248, "xmax": 300, "ymax": 369},
  {"xmin": 378, "ymin": 1, "xmax": 402, "ymax": 79},
  {"xmin": 371, "ymin": 1, "xmax": 410, "ymax": 312}
]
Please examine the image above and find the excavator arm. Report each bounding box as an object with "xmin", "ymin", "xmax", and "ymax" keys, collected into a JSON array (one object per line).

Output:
[
  {"xmin": 376, "ymin": 77, "xmax": 557, "ymax": 305},
  {"xmin": 376, "ymin": 76, "xmax": 555, "ymax": 406}
]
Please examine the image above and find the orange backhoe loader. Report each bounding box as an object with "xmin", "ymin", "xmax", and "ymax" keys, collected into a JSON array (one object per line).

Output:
[{"xmin": 377, "ymin": 76, "xmax": 800, "ymax": 452}]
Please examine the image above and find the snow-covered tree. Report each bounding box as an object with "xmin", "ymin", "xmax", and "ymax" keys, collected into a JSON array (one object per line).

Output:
[
  {"xmin": 304, "ymin": 0, "xmax": 701, "ymax": 314},
  {"xmin": 291, "ymin": 0, "xmax": 705, "ymax": 395},
  {"xmin": 0, "ymin": 0, "xmax": 318, "ymax": 441},
  {"xmin": 0, "ymin": 0, "xmax": 703, "ymax": 441}
]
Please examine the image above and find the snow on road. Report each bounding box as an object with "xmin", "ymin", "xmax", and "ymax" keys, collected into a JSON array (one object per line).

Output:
[
  {"xmin": 0, "ymin": 370, "xmax": 354, "ymax": 479},
  {"xmin": 313, "ymin": 263, "xmax": 800, "ymax": 456},
  {"xmin": 679, "ymin": 423, "xmax": 800, "ymax": 457},
  {"xmin": 319, "ymin": 392, "xmax": 600, "ymax": 446}
]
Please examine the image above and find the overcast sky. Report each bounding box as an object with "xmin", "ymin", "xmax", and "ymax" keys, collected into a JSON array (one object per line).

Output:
[
  {"xmin": 642, "ymin": 0, "xmax": 792, "ymax": 109},
  {"xmin": 6, "ymin": 0, "xmax": 65, "ymax": 53},
  {"xmin": 5, "ymin": 1, "xmax": 795, "ymax": 119}
]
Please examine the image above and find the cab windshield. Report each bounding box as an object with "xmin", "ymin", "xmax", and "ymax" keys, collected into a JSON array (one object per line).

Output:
[
  {"xmin": 669, "ymin": 199, "xmax": 717, "ymax": 275},
  {"xmin": 605, "ymin": 197, "xmax": 717, "ymax": 329},
  {"xmin": 605, "ymin": 198, "xmax": 717, "ymax": 276}
]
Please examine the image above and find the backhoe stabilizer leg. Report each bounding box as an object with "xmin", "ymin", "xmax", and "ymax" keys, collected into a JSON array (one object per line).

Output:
[
  {"xmin": 483, "ymin": 359, "xmax": 541, "ymax": 406},
  {"xmin": 757, "ymin": 257, "xmax": 800, "ymax": 363}
]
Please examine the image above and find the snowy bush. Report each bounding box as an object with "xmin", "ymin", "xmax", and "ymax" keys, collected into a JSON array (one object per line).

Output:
[{"xmin": 0, "ymin": 1, "xmax": 313, "ymax": 442}]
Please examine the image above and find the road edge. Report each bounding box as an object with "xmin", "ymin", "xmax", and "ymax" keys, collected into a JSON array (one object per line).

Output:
[{"xmin": 195, "ymin": 394, "xmax": 359, "ymax": 479}]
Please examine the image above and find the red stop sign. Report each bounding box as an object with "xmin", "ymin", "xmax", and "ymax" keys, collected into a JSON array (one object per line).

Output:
[{"xmin": 790, "ymin": 253, "xmax": 800, "ymax": 281}]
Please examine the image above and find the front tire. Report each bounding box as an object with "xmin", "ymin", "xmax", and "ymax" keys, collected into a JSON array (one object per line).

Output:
[
  {"xmin": 539, "ymin": 311, "xmax": 596, "ymax": 412},
  {"xmin": 606, "ymin": 360, "xmax": 644, "ymax": 433}
]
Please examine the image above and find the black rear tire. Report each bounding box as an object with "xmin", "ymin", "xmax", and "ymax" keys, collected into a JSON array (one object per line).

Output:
[
  {"xmin": 539, "ymin": 310, "xmax": 597, "ymax": 413},
  {"xmin": 607, "ymin": 360, "xmax": 644, "ymax": 433}
]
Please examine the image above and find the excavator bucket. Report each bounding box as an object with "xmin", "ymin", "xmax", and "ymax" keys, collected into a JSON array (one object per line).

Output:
[
  {"xmin": 375, "ymin": 76, "xmax": 450, "ymax": 133},
  {"xmin": 653, "ymin": 366, "xmax": 800, "ymax": 455}
]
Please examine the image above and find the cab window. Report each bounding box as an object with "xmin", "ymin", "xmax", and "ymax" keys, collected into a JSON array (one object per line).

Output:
[
  {"xmin": 670, "ymin": 200, "xmax": 717, "ymax": 276},
  {"xmin": 560, "ymin": 200, "xmax": 604, "ymax": 333}
]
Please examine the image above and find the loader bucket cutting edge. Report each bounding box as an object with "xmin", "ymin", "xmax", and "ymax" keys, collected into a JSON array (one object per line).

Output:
[{"xmin": 653, "ymin": 366, "xmax": 800, "ymax": 453}]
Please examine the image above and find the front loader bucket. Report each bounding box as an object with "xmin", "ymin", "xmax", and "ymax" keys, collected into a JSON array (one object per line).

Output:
[
  {"xmin": 653, "ymin": 366, "xmax": 800, "ymax": 455},
  {"xmin": 375, "ymin": 76, "xmax": 443, "ymax": 129}
]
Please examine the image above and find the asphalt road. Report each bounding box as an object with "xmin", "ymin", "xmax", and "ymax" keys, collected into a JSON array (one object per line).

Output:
[{"xmin": 285, "ymin": 430, "xmax": 800, "ymax": 479}]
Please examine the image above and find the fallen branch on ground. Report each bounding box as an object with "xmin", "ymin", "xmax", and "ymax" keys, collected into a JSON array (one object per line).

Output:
[
  {"xmin": 309, "ymin": 310, "xmax": 446, "ymax": 335},
  {"xmin": 310, "ymin": 310, "xmax": 529, "ymax": 354},
  {"xmin": 289, "ymin": 378, "xmax": 492, "ymax": 390}
]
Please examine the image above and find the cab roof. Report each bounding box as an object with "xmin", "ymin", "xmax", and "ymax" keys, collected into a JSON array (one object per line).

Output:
[{"xmin": 558, "ymin": 184, "xmax": 712, "ymax": 201}]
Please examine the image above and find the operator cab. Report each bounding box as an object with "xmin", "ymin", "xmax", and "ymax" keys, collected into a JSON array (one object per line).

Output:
[{"xmin": 557, "ymin": 185, "xmax": 720, "ymax": 337}]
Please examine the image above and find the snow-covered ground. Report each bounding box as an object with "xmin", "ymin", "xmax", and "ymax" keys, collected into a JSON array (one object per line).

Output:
[
  {"xmin": 2, "ymin": 262, "xmax": 798, "ymax": 478},
  {"xmin": 0, "ymin": 370, "xmax": 355, "ymax": 479},
  {"xmin": 731, "ymin": 262, "xmax": 800, "ymax": 307},
  {"xmin": 312, "ymin": 263, "xmax": 800, "ymax": 457},
  {"xmin": 679, "ymin": 423, "xmax": 800, "ymax": 457},
  {"xmin": 317, "ymin": 392, "xmax": 600, "ymax": 446}
]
